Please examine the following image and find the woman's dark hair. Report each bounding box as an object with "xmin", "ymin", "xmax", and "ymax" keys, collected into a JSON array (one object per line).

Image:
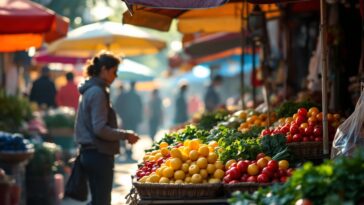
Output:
[{"xmin": 85, "ymin": 51, "xmax": 121, "ymax": 77}]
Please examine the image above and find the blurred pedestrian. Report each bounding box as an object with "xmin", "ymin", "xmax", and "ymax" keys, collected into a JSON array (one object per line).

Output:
[
  {"xmin": 123, "ymin": 82, "xmax": 143, "ymax": 132},
  {"xmin": 204, "ymin": 75, "xmax": 223, "ymax": 112},
  {"xmin": 56, "ymin": 72, "xmax": 80, "ymax": 111},
  {"xmin": 74, "ymin": 52, "xmax": 139, "ymax": 205},
  {"xmin": 148, "ymin": 89, "xmax": 163, "ymax": 141},
  {"xmin": 174, "ymin": 82, "xmax": 188, "ymax": 124},
  {"xmin": 114, "ymin": 84, "xmax": 128, "ymax": 124},
  {"xmin": 29, "ymin": 66, "xmax": 57, "ymax": 108}
]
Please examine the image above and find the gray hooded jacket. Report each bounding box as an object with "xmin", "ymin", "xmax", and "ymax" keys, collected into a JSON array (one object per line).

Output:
[{"xmin": 75, "ymin": 77, "xmax": 127, "ymax": 155}]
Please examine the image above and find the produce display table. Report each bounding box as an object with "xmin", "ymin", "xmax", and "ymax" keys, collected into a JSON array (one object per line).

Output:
[{"xmin": 138, "ymin": 198, "xmax": 228, "ymax": 205}]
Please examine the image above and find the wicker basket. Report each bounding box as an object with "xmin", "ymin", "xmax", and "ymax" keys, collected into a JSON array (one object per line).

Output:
[
  {"xmin": 223, "ymin": 182, "xmax": 273, "ymax": 196},
  {"xmin": 288, "ymin": 141, "xmax": 331, "ymax": 160},
  {"xmin": 133, "ymin": 181, "xmax": 223, "ymax": 200},
  {"xmin": 0, "ymin": 150, "xmax": 34, "ymax": 163}
]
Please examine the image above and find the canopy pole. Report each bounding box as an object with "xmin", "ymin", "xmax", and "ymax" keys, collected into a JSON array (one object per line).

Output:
[
  {"xmin": 320, "ymin": 0, "xmax": 329, "ymax": 156},
  {"xmin": 240, "ymin": 0, "xmax": 247, "ymax": 110}
]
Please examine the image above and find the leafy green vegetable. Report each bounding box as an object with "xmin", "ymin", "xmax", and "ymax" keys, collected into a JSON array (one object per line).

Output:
[
  {"xmin": 196, "ymin": 109, "xmax": 229, "ymax": 130},
  {"xmin": 229, "ymin": 148, "xmax": 364, "ymax": 205},
  {"xmin": 260, "ymin": 134, "xmax": 291, "ymax": 161},
  {"xmin": 275, "ymin": 101, "xmax": 320, "ymax": 118}
]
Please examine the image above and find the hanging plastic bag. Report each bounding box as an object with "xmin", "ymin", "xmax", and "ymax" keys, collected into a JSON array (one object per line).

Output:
[{"xmin": 331, "ymin": 87, "xmax": 364, "ymax": 158}]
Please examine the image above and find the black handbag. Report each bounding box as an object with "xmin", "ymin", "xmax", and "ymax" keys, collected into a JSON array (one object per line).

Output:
[{"xmin": 64, "ymin": 155, "xmax": 88, "ymax": 201}]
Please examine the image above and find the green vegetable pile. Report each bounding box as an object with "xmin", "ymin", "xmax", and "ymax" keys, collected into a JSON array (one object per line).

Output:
[
  {"xmin": 275, "ymin": 101, "xmax": 320, "ymax": 118},
  {"xmin": 0, "ymin": 90, "xmax": 33, "ymax": 132},
  {"xmin": 229, "ymin": 148, "xmax": 364, "ymax": 205},
  {"xmin": 196, "ymin": 109, "xmax": 230, "ymax": 130}
]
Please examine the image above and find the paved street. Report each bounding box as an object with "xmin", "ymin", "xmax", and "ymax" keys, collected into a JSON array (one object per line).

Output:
[{"xmin": 62, "ymin": 132, "xmax": 164, "ymax": 205}]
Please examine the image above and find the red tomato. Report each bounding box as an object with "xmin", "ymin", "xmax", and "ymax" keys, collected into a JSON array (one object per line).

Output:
[
  {"xmin": 256, "ymin": 153, "xmax": 266, "ymax": 160},
  {"xmin": 240, "ymin": 174, "xmax": 249, "ymax": 182},
  {"xmin": 261, "ymin": 129, "xmax": 271, "ymax": 137},
  {"xmin": 237, "ymin": 161, "xmax": 249, "ymax": 173},
  {"xmin": 278, "ymin": 169, "xmax": 287, "ymax": 177},
  {"xmin": 267, "ymin": 160, "xmax": 279, "ymax": 171},
  {"xmin": 247, "ymin": 176, "xmax": 257, "ymax": 183},
  {"xmin": 313, "ymin": 127, "xmax": 322, "ymax": 137},
  {"xmin": 295, "ymin": 115, "xmax": 306, "ymax": 125},
  {"xmin": 295, "ymin": 199, "xmax": 313, "ymax": 205},
  {"xmin": 304, "ymin": 127, "xmax": 314, "ymax": 136},
  {"xmin": 229, "ymin": 180, "xmax": 239, "ymax": 184},
  {"xmin": 286, "ymin": 134, "xmax": 293, "ymax": 143},
  {"xmin": 280, "ymin": 176, "xmax": 287, "ymax": 183},
  {"xmin": 302, "ymin": 137, "xmax": 309, "ymax": 142},
  {"xmin": 297, "ymin": 108, "xmax": 308, "ymax": 117},
  {"xmin": 257, "ymin": 173, "xmax": 269, "ymax": 183},
  {"xmin": 228, "ymin": 167, "xmax": 241, "ymax": 180},
  {"xmin": 286, "ymin": 168, "xmax": 294, "ymax": 176},
  {"xmin": 290, "ymin": 125, "xmax": 299, "ymax": 135},
  {"xmin": 314, "ymin": 137, "xmax": 322, "ymax": 142},
  {"xmin": 223, "ymin": 174, "xmax": 232, "ymax": 183},
  {"xmin": 261, "ymin": 167, "xmax": 274, "ymax": 178},
  {"xmin": 292, "ymin": 134, "xmax": 302, "ymax": 142}
]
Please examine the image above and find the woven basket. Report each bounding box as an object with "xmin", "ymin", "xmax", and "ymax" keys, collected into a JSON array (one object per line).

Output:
[
  {"xmin": 223, "ymin": 182, "xmax": 273, "ymax": 196},
  {"xmin": 288, "ymin": 141, "xmax": 331, "ymax": 160},
  {"xmin": 0, "ymin": 150, "xmax": 34, "ymax": 163},
  {"xmin": 133, "ymin": 182, "xmax": 223, "ymax": 200}
]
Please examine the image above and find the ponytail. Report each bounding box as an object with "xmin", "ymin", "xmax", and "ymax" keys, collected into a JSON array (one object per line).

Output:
[{"xmin": 85, "ymin": 51, "xmax": 121, "ymax": 77}]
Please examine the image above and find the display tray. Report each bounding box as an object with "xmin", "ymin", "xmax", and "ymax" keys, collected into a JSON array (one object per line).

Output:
[
  {"xmin": 133, "ymin": 181, "xmax": 223, "ymax": 200},
  {"xmin": 0, "ymin": 150, "xmax": 35, "ymax": 163},
  {"xmin": 223, "ymin": 182, "xmax": 274, "ymax": 195},
  {"xmin": 288, "ymin": 141, "xmax": 331, "ymax": 160}
]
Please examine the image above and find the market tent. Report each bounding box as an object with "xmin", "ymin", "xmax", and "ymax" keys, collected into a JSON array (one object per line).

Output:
[
  {"xmin": 47, "ymin": 21, "xmax": 166, "ymax": 57},
  {"xmin": 122, "ymin": 2, "xmax": 280, "ymax": 33},
  {"xmin": 0, "ymin": 0, "xmax": 69, "ymax": 52},
  {"xmin": 117, "ymin": 59, "xmax": 155, "ymax": 82}
]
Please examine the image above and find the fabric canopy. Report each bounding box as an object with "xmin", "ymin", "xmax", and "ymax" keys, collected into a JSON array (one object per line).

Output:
[
  {"xmin": 0, "ymin": 0, "xmax": 69, "ymax": 52},
  {"xmin": 47, "ymin": 21, "xmax": 166, "ymax": 57},
  {"xmin": 123, "ymin": 2, "xmax": 280, "ymax": 33},
  {"xmin": 122, "ymin": 0, "xmax": 229, "ymax": 9}
]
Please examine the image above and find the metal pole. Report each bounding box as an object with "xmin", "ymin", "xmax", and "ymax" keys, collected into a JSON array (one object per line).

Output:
[
  {"xmin": 240, "ymin": 0, "xmax": 246, "ymax": 110},
  {"xmin": 320, "ymin": 0, "xmax": 329, "ymax": 156},
  {"xmin": 252, "ymin": 42, "xmax": 256, "ymax": 107}
]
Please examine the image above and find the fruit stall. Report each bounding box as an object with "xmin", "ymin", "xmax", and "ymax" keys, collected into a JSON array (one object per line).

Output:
[{"xmin": 126, "ymin": 97, "xmax": 357, "ymax": 204}]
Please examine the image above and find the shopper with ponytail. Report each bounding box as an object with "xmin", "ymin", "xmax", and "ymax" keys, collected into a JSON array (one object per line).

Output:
[{"xmin": 74, "ymin": 51, "xmax": 139, "ymax": 205}]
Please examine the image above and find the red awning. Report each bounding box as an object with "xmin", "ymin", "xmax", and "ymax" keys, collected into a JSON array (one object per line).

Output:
[{"xmin": 0, "ymin": 0, "xmax": 55, "ymax": 34}]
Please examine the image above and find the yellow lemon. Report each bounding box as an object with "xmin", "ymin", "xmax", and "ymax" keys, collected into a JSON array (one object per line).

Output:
[
  {"xmin": 138, "ymin": 176, "xmax": 148, "ymax": 183},
  {"xmin": 154, "ymin": 153, "xmax": 163, "ymax": 160},
  {"xmin": 208, "ymin": 178, "xmax": 221, "ymax": 184},
  {"xmin": 188, "ymin": 164, "xmax": 200, "ymax": 175},
  {"xmin": 162, "ymin": 167, "xmax": 174, "ymax": 178},
  {"xmin": 200, "ymin": 169, "xmax": 208, "ymax": 179},
  {"xmin": 207, "ymin": 152, "xmax": 218, "ymax": 163},
  {"xmin": 206, "ymin": 164, "xmax": 216, "ymax": 174},
  {"xmin": 147, "ymin": 175, "xmax": 160, "ymax": 183},
  {"xmin": 189, "ymin": 139, "xmax": 200, "ymax": 150},
  {"xmin": 159, "ymin": 142, "xmax": 168, "ymax": 149},
  {"xmin": 165, "ymin": 159, "xmax": 171, "ymax": 167},
  {"xmin": 182, "ymin": 147, "xmax": 191, "ymax": 155},
  {"xmin": 181, "ymin": 163, "xmax": 189, "ymax": 173},
  {"xmin": 170, "ymin": 158, "xmax": 182, "ymax": 170},
  {"xmin": 189, "ymin": 150, "xmax": 199, "ymax": 161},
  {"xmin": 213, "ymin": 169, "xmax": 225, "ymax": 179},
  {"xmin": 215, "ymin": 161, "xmax": 224, "ymax": 170},
  {"xmin": 183, "ymin": 140, "xmax": 191, "ymax": 147},
  {"xmin": 159, "ymin": 177, "xmax": 170, "ymax": 183},
  {"xmin": 196, "ymin": 157, "xmax": 208, "ymax": 169},
  {"xmin": 191, "ymin": 174, "xmax": 202, "ymax": 184},
  {"xmin": 160, "ymin": 148, "xmax": 169, "ymax": 157},
  {"xmin": 175, "ymin": 179, "xmax": 184, "ymax": 184},
  {"xmin": 198, "ymin": 145, "xmax": 210, "ymax": 157},
  {"xmin": 184, "ymin": 176, "xmax": 191, "ymax": 183},
  {"xmin": 170, "ymin": 148, "xmax": 182, "ymax": 159},
  {"xmin": 185, "ymin": 160, "xmax": 192, "ymax": 165},
  {"xmin": 174, "ymin": 170, "xmax": 186, "ymax": 180}
]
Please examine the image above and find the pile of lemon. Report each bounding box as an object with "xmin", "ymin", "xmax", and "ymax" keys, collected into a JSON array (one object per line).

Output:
[{"xmin": 138, "ymin": 139, "xmax": 225, "ymax": 184}]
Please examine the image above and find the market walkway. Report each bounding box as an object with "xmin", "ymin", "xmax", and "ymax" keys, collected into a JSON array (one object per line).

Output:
[{"xmin": 62, "ymin": 132, "xmax": 166, "ymax": 205}]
